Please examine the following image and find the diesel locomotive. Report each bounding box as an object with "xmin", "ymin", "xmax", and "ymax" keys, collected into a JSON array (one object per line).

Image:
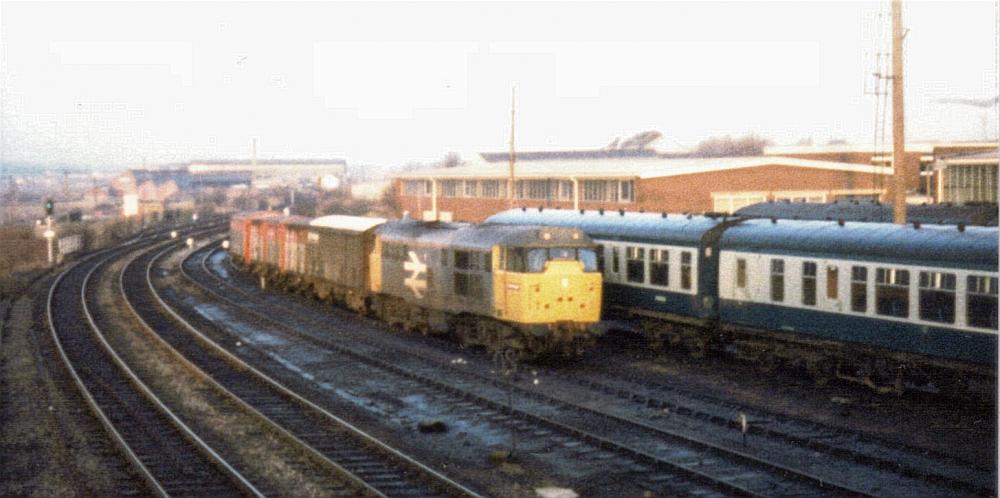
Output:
[
  {"xmin": 487, "ymin": 208, "xmax": 998, "ymax": 395},
  {"xmin": 230, "ymin": 212, "xmax": 603, "ymax": 358}
]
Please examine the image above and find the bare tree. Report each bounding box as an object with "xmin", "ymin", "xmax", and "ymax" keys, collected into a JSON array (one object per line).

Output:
[{"xmin": 693, "ymin": 134, "xmax": 772, "ymax": 157}]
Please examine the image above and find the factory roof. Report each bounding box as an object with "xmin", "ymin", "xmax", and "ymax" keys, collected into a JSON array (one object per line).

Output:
[{"xmin": 395, "ymin": 156, "xmax": 893, "ymax": 180}]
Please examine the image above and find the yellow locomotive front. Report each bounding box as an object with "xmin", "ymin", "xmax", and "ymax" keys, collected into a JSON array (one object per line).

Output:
[{"xmin": 491, "ymin": 227, "xmax": 603, "ymax": 355}]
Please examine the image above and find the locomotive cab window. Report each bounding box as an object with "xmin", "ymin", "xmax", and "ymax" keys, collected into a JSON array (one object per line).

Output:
[
  {"xmin": 876, "ymin": 268, "xmax": 910, "ymax": 318},
  {"xmin": 770, "ymin": 259, "xmax": 784, "ymax": 302},
  {"xmin": 802, "ymin": 261, "xmax": 817, "ymax": 306},
  {"xmin": 515, "ymin": 247, "xmax": 598, "ymax": 273},
  {"xmin": 918, "ymin": 271, "xmax": 955, "ymax": 324},
  {"xmin": 626, "ymin": 247, "xmax": 645, "ymax": 283},
  {"xmin": 650, "ymin": 250, "xmax": 669, "ymax": 287},
  {"xmin": 967, "ymin": 275, "xmax": 998, "ymax": 329}
]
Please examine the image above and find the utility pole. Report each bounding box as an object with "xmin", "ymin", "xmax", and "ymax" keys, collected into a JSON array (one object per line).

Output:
[
  {"xmin": 508, "ymin": 87, "xmax": 516, "ymax": 209},
  {"xmin": 891, "ymin": 0, "xmax": 907, "ymax": 224}
]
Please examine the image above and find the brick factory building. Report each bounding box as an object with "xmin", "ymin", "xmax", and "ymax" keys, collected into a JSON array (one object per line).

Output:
[
  {"xmin": 764, "ymin": 142, "xmax": 997, "ymax": 203},
  {"xmin": 393, "ymin": 155, "xmax": 898, "ymax": 223}
]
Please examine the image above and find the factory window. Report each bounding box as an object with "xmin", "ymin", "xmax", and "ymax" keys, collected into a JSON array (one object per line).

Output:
[
  {"xmin": 967, "ymin": 275, "xmax": 998, "ymax": 329},
  {"xmin": 735, "ymin": 258, "xmax": 746, "ymax": 289},
  {"xmin": 918, "ymin": 271, "xmax": 956, "ymax": 324},
  {"xmin": 712, "ymin": 192, "xmax": 767, "ymax": 214},
  {"xmin": 826, "ymin": 266, "xmax": 839, "ymax": 299},
  {"xmin": 480, "ymin": 180, "xmax": 508, "ymax": 199},
  {"xmin": 464, "ymin": 180, "xmax": 478, "ymax": 198},
  {"xmin": 681, "ymin": 252, "xmax": 693, "ymax": 290},
  {"xmin": 611, "ymin": 246, "xmax": 620, "ymax": 274},
  {"xmin": 559, "ymin": 181, "xmax": 574, "ymax": 201},
  {"xmin": 403, "ymin": 180, "xmax": 430, "ymax": 196},
  {"xmin": 582, "ymin": 180, "xmax": 608, "ymax": 202},
  {"xmin": 802, "ymin": 261, "xmax": 817, "ymax": 306},
  {"xmin": 943, "ymin": 164, "xmax": 998, "ymax": 204},
  {"xmin": 851, "ymin": 266, "xmax": 867, "ymax": 312},
  {"xmin": 650, "ymin": 249, "xmax": 669, "ymax": 287},
  {"xmin": 626, "ymin": 247, "xmax": 645, "ymax": 283},
  {"xmin": 876, "ymin": 268, "xmax": 910, "ymax": 318},
  {"xmin": 619, "ymin": 180, "xmax": 635, "ymax": 202},
  {"xmin": 442, "ymin": 180, "xmax": 460, "ymax": 198},
  {"xmin": 517, "ymin": 180, "xmax": 551, "ymax": 200},
  {"xmin": 770, "ymin": 259, "xmax": 785, "ymax": 302}
]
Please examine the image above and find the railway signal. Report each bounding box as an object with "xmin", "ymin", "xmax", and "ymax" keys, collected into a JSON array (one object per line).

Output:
[{"xmin": 45, "ymin": 198, "xmax": 54, "ymax": 216}]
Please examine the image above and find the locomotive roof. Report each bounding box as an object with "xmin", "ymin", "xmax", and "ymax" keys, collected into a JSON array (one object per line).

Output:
[
  {"xmin": 377, "ymin": 218, "xmax": 592, "ymax": 250},
  {"xmin": 309, "ymin": 214, "xmax": 387, "ymax": 232},
  {"xmin": 720, "ymin": 218, "xmax": 998, "ymax": 271},
  {"xmin": 486, "ymin": 208, "xmax": 728, "ymax": 246}
]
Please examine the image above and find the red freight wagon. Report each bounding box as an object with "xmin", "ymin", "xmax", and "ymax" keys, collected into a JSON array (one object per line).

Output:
[
  {"xmin": 281, "ymin": 216, "xmax": 313, "ymax": 274},
  {"xmin": 247, "ymin": 212, "xmax": 283, "ymax": 265}
]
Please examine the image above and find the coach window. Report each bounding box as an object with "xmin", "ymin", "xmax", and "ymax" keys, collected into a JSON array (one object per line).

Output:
[
  {"xmin": 626, "ymin": 247, "xmax": 645, "ymax": 283},
  {"xmin": 650, "ymin": 250, "xmax": 670, "ymax": 287},
  {"xmin": 826, "ymin": 266, "xmax": 839, "ymax": 299},
  {"xmin": 967, "ymin": 275, "xmax": 998, "ymax": 329},
  {"xmin": 770, "ymin": 259, "xmax": 785, "ymax": 302},
  {"xmin": 876, "ymin": 268, "xmax": 910, "ymax": 318},
  {"xmin": 851, "ymin": 267, "xmax": 868, "ymax": 312},
  {"xmin": 681, "ymin": 252, "xmax": 693, "ymax": 290},
  {"xmin": 735, "ymin": 258, "xmax": 747, "ymax": 289},
  {"xmin": 802, "ymin": 261, "xmax": 817, "ymax": 306},
  {"xmin": 611, "ymin": 246, "xmax": 621, "ymax": 274},
  {"xmin": 918, "ymin": 271, "xmax": 955, "ymax": 324},
  {"xmin": 594, "ymin": 245, "xmax": 605, "ymax": 273}
]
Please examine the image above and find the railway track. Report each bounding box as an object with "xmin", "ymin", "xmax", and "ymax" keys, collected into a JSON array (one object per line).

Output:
[
  {"xmin": 47, "ymin": 229, "xmax": 258, "ymax": 497},
  {"xmin": 200, "ymin": 240, "xmax": 994, "ymax": 497},
  {"xmin": 128, "ymin": 239, "xmax": 481, "ymax": 498},
  {"xmin": 165, "ymin": 240, "xmax": 959, "ymax": 497}
]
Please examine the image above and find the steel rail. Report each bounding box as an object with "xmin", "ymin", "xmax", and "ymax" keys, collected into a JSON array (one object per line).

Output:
[
  {"xmin": 146, "ymin": 238, "xmax": 483, "ymax": 498},
  {"xmin": 47, "ymin": 226, "xmax": 258, "ymax": 498},
  {"xmin": 183, "ymin": 240, "xmax": 877, "ymax": 498},
  {"xmin": 122, "ymin": 240, "xmax": 389, "ymax": 498}
]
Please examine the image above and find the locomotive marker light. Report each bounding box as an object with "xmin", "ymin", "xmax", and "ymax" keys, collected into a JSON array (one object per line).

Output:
[{"xmin": 403, "ymin": 251, "xmax": 428, "ymax": 298}]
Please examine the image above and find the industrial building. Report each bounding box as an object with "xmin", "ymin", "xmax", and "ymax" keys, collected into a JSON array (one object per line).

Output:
[
  {"xmin": 393, "ymin": 155, "xmax": 897, "ymax": 222},
  {"xmin": 764, "ymin": 142, "xmax": 997, "ymax": 203}
]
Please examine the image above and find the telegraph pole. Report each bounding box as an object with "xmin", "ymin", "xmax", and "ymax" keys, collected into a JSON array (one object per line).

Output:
[
  {"xmin": 891, "ymin": 0, "xmax": 907, "ymax": 224},
  {"xmin": 508, "ymin": 87, "xmax": 516, "ymax": 209}
]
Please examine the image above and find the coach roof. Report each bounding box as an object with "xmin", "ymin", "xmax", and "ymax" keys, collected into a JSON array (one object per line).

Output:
[
  {"xmin": 720, "ymin": 218, "xmax": 998, "ymax": 271},
  {"xmin": 486, "ymin": 209, "xmax": 729, "ymax": 246}
]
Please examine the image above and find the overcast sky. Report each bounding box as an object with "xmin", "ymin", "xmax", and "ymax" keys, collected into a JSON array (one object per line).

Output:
[{"xmin": 1, "ymin": 1, "xmax": 997, "ymax": 171}]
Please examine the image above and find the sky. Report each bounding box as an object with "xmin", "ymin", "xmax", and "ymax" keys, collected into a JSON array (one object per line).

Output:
[{"xmin": 0, "ymin": 1, "xmax": 997, "ymax": 171}]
